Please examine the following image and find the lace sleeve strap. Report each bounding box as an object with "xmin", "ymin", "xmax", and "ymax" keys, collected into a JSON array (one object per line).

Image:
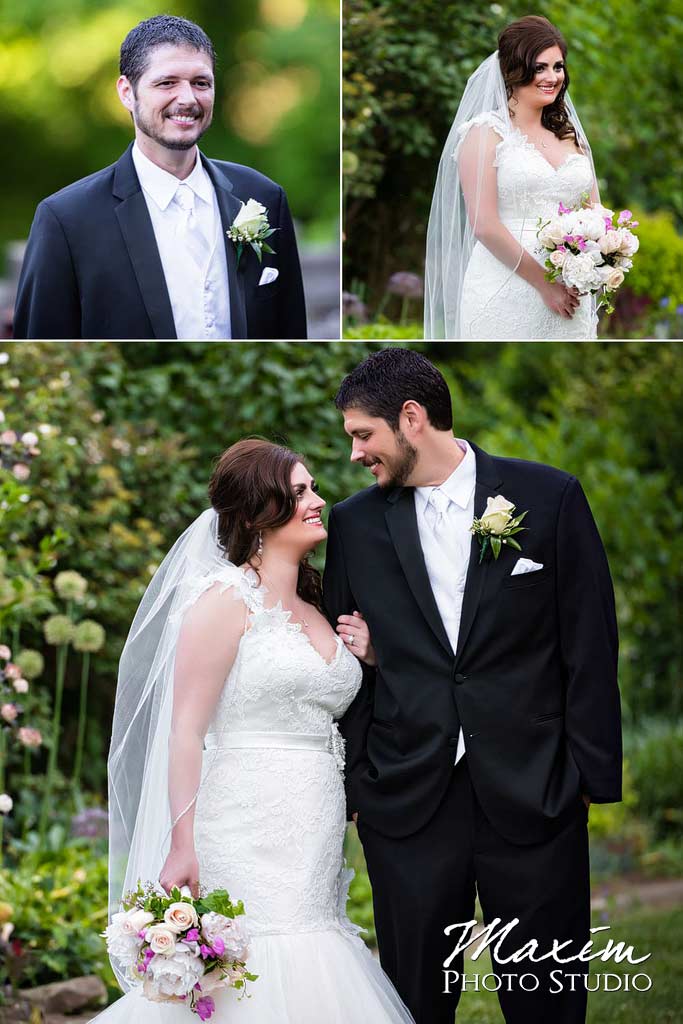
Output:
[
  {"xmin": 453, "ymin": 111, "xmax": 507, "ymax": 160},
  {"xmin": 171, "ymin": 564, "xmax": 265, "ymax": 627}
]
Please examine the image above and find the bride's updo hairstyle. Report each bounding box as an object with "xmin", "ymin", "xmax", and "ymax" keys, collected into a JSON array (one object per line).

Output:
[
  {"xmin": 498, "ymin": 15, "xmax": 577, "ymax": 145},
  {"xmin": 208, "ymin": 438, "xmax": 323, "ymax": 611}
]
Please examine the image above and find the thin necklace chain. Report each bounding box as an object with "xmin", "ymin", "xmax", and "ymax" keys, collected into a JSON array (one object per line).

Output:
[{"xmin": 259, "ymin": 567, "xmax": 310, "ymax": 628}]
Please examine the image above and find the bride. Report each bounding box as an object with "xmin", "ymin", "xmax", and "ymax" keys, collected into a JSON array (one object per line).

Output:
[
  {"xmin": 94, "ymin": 439, "xmax": 413, "ymax": 1022},
  {"xmin": 424, "ymin": 15, "xmax": 600, "ymax": 340}
]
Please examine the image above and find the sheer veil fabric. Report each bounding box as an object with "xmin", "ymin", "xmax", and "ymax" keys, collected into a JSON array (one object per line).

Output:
[
  {"xmin": 107, "ymin": 508, "xmax": 237, "ymax": 990},
  {"xmin": 423, "ymin": 50, "xmax": 597, "ymax": 340}
]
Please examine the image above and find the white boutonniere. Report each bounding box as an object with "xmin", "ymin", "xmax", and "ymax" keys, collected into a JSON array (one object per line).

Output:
[
  {"xmin": 471, "ymin": 495, "xmax": 528, "ymax": 563},
  {"xmin": 226, "ymin": 198, "xmax": 278, "ymax": 269}
]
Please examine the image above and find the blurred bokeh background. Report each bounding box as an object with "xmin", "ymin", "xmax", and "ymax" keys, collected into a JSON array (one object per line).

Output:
[
  {"xmin": 0, "ymin": 341, "xmax": 682, "ymax": 1020},
  {"xmin": 343, "ymin": 0, "xmax": 683, "ymax": 340},
  {"xmin": 0, "ymin": 0, "xmax": 340, "ymax": 337}
]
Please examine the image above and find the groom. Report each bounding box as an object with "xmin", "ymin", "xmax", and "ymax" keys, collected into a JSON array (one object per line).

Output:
[
  {"xmin": 323, "ymin": 348, "xmax": 622, "ymax": 1024},
  {"xmin": 13, "ymin": 15, "xmax": 306, "ymax": 340}
]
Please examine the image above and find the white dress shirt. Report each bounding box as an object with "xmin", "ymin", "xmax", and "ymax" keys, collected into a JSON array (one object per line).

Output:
[
  {"xmin": 414, "ymin": 439, "xmax": 476, "ymax": 763},
  {"xmin": 132, "ymin": 144, "xmax": 231, "ymax": 339}
]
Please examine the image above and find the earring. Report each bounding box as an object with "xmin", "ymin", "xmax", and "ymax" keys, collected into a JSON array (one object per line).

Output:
[{"xmin": 257, "ymin": 532, "xmax": 263, "ymax": 558}]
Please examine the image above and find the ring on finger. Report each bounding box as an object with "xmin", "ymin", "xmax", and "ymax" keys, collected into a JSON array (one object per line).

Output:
[{"xmin": 346, "ymin": 634, "xmax": 355, "ymax": 645}]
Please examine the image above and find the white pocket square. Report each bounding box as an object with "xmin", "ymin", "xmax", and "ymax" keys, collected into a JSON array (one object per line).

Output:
[
  {"xmin": 258, "ymin": 267, "xmax": 279, "ymax": 286},
  {"xmin": 511, "ymin": 557, "xmax": 544, "ymax": 576}
]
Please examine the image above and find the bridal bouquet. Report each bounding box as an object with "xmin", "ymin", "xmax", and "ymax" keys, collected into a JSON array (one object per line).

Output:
[
  {"xmin": 536, "ymin": 198, "xmax": 639, "ymax": 314},
  {"xmin": 102, "ymin": 882, "xmax": 257, "ymax": 1019}
]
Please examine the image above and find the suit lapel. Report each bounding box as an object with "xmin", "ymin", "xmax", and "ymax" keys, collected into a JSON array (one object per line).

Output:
[
  {"xmin": 112, "ymin": 147, "xmax": 176, "ymax": 339},
  {"xmin": 454, "ymin": 443, "xmax": 503, "ymax": 666},
  {"xmin": 202, "ymin": 156, "xmax": 247, "ymax": 339},
  {"xmin": 385, "ymin": 488, "xmax": 453, "ymax": 657}
]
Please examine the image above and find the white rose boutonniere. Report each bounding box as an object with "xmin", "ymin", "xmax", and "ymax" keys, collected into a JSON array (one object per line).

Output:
[
  {"xmin": 471, "ymin": 495, "xmax": 528, "ymax": 563},
  {"xmin": 226, "ymin": 198, "xmax": 277, "ymax": 269}
]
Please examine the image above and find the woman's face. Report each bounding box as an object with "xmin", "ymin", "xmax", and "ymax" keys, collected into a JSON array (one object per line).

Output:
[
  {"xmin": 266, "ymin": 462, "xmax": 327, "ymax": 557},
  {"xmin": 512, "ymin": 45, "xmax": 566, "ymax": 113}
]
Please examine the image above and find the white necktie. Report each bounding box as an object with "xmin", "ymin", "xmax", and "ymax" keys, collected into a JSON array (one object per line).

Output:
[
  {"xmin": 425, "ymin": 487, "xmax": 451, "ymax": 536},
  {"xmin": 173, "ymin": 184, "xmax": 210, "ymax": 272}
]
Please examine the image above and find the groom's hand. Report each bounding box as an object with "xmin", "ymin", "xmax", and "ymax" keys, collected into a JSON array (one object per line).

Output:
[
  {"xmin": 352, "ymin": 812, "xmax": 358, "ymax": 825},
  {"xmin": 336, "ymin": 611, "xmax": 377, "ymax": 666}
]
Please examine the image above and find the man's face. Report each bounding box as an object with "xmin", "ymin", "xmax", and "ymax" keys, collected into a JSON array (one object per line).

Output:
[
  {"xmin": 118, "ymin": 44, "xmax": 214, "ymax": 151},
  {"xmin": 343, "ymin": 409, "xmax": 418, "ymax": 489}
]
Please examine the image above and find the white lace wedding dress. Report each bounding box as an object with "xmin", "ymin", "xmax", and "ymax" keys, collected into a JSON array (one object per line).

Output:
[
  {"xmin": 458, "ymin": 112, "xmax": 597, "ymax": 339},
  {"xmin": 94, "ymin": 565, "xmax": 413, "ymax": 1023}
]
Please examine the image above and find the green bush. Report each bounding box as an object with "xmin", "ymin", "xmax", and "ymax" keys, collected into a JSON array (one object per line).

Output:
[
  {"xmin": 629, "ymin": 719, "xmax": 683, "ymax": 838},
  {"xmin": 0, "ymin": 843, "xmax": 112, "ymax": 995},
  {"xmin": 625, "ymin": 209, "xmax": 683, "ymax": 308},
  {"xmin": 343, "ymin": 321, "xmax": 423, "ymax": 339}
]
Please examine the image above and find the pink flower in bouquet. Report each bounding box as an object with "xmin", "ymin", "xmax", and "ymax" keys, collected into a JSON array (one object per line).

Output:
[
  {"xmin": 558, "ymin": 202, "xmax": 572, "ymax": 215},
  {"xmin": 618, "ymin": 209, "xmax": 632, "ymax": 223},
  {"xmin": 211, "ymin": 936, "xmax": 225, "ymax": 957},
  {"xmin": 0, "ymin": 646, "xmax": 11, "ymax": 661},
  {"xmin": 195, "ymin": 996, "xmax": 215, "ymax": 1021},
  {"xmin": 200, "ymin": 912, "xmax": 249, "ymax": 961},
  {"xmin": 1, "ymin": 704, "xmax": 18, "ymax": 723},
  {"xmin": 145, "ymin": 925, "xmax": 178, "ymax": 956},
  {"xmin": 17, "ymin": 727, "xmax": 42, "ymax": 748},
  {"xmin": 186, "ymin": 928, "xmax": 200, "ymax": 941},
  {"xmin": 164, "ymin": 901, "xmax": 199, "ymax": 933}
]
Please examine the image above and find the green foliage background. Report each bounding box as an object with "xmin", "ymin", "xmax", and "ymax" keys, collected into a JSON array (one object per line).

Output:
[
  {"xmin": 0, "ymin": 0, "xmax": 340, "ymax": 258},
  {"xmin": 343, "ymin": 0, "xmax": 683, "ymax": 306}
]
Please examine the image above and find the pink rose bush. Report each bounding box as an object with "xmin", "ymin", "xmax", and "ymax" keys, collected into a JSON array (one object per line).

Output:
[
  {"xmin": 102, "ymin": 882, "xmax": 257, "ymax": 1018},
  {"xmin": 536, "ymin": 199, "xmax": 639, "ymax": 314}
]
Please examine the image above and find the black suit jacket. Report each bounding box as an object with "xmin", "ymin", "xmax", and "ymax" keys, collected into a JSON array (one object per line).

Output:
[
  {"xmin": 323, "ymin": 443, "xmax": 622, "ymax": 845},
  {"xmin": 13, "ymin": 145, "xmax": 307, "ymax": 340}
]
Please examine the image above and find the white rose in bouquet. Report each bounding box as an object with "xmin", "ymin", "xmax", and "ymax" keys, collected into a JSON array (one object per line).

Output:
[
  {"xmin": 164, "ymin": 901, "xmax": 199, "ymax": 933},
  {"xmin": 604, "ymin": 266, "xmax": 625, "ymax": 290},
  {"xmin": 562, "ymin": 253, "xmax": 601, "ymax": 293},
  {"xmin": 201, "ymin": 912, "xmax": 250, "ymax": 961},
  {"xmin": 145, "ymin": 948, "xmax": 205, "ymax": 999},
  {"xmin": 549, "ymin": 249, "xmax": 567, "ymax": 268},
  {"xmin": 573, "ymin": 207, "xmax": 607, "ymax": 241},
  {"xmin": 145, "ymin": 924, "xmax": 178, "ymax": 956},
  {"xmin": 538, "ymin": 217, "xmax": 567, "ymax": 248}
]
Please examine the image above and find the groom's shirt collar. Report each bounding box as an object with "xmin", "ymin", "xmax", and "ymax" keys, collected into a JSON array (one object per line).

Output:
[
  {"xmin": 132, "ymin": 143, "xmax": 214, "ymax": 210},
  {"xmin": 415, "ymin": 438, "xmax": 476, "ymax": 511}
]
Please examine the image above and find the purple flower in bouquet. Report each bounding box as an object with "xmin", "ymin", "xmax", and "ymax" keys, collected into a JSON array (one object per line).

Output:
[
  {"xmin": 558, "ymin": 202, "xmax": 572, "ymax": 215},
  {"xmin": 211, "ymin": 936, "xmax": 225, "ymax": 957},
  {"xmin": 195, "ymin": 996, "xmax": 215, "ymax": 1021}
]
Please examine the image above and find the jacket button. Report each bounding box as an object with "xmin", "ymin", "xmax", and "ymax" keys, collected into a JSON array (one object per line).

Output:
[{"xmin": 454, "ymin": 673, "xmax": 467, "ymax": 684}]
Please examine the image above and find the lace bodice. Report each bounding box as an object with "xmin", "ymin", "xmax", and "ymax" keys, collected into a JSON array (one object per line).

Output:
[
  {"xmin": 182, "ymin": 564, "xmax": 362, "ymax": 740},
  {"xmin": 455, "ymin": 112, "xmax": 594, "ymax": 225}
]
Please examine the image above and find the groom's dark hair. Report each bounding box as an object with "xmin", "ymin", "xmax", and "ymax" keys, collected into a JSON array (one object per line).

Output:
[
  {"xmin": 120, "ymin": 15, "xmax": 216, "ymax": 91},
  {"xmin": 335, "ymin": 348, "xmax": 453, "ymax": 432}
]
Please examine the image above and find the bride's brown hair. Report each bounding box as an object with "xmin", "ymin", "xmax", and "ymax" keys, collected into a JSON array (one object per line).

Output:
[
  {"xmin": 208, "ymin": 438, "xmax": 323, "ymax": 611},
  {"xmin": 498, "ymin": 15, "xmax": 578, "ymax": 145}
]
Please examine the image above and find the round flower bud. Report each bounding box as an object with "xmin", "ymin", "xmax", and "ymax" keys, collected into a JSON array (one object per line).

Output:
[
  {"xmin": 0, "ymin": 578, "xmax": 15, "ymax": 608},
  {"xmin": 12, "ymin": 678, "xmax": 29, "ymax": 694},
  {"xmin": 0, "ymin": 794, "xmax": 13, "ymax": 814},
  {"xmin": 73, "ymin": 620, "xmax": 106, "ymax": 653},
  {"xmin": 1, "ymin": 704, "xmax": 18, "ymax": 723},
  {"xmin": 15, "ymin": 649, "xmax": 44, "ymax": 680},
  {"xmin": 43, "ymin": 614, "xmax": 75, "ymax": 646},
  {"xmin": 0, "ymin": 644, "xmax": 11, "ymax": 661},
  {"xmin": 54, "ymin": 571, "xmax": 88, "ymax": 602},
  {"xmin": 17, "ymin": 726, "xmax": 42, "ymax": 748}
]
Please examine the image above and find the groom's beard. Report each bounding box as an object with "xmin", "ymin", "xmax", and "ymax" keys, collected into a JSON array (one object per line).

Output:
[
  {"xmin": 133, "ymin": 103, "xmax": 212, "ymax": 152},
  {"xmin": 378, "ymin": 431, "xmax": 418, "ymax": 489}
]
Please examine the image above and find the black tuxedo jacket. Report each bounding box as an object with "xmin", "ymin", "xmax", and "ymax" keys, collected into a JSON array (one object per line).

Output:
[
  {"xmin": 13, "ymin": 145, "xmax": 307, "ymax": 340},
  {"xmin": 323, "ymin": 443, "xmax": 622, "ymax": 845}
]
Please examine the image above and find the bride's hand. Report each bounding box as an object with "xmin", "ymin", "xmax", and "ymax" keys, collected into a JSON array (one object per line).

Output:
[
  {"xmin": 540, "ymin": 280, "xmax": 581, "ymax": 319},
  {"xmin": 159, "ymin": 847, "xmax": 200, "ymax": 898},
  {"xmin": 337, "ymin": 611, "xmax": 377, "ymax": 667}
]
